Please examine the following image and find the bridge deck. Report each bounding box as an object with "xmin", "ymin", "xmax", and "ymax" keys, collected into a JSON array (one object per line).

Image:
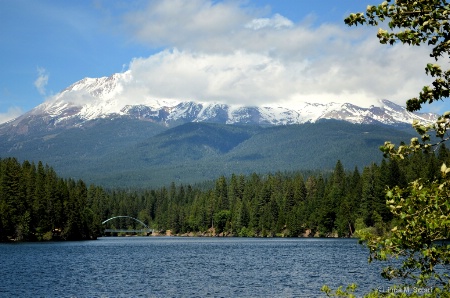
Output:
[{"xmin": 104, "ymin": 229, "xmax": 153, "ymax": 233}]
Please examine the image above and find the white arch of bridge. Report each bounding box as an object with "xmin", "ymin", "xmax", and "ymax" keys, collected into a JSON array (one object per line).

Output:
[{"xmin": 102, "ymin": 216, "xmax": 149, "ymax": 228}]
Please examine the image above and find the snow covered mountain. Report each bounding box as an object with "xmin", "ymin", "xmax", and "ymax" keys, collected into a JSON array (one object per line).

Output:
[
  {"xmin": 0, "ymin": 72, "xmax": 437, "ymax": 187},
  {"xmin": 0, "ymin": 73, "xmax": 437, "ymax": 135}
]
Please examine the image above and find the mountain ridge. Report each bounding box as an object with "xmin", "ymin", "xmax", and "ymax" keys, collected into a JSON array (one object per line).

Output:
[{"xmin": 0, "ymin": 72, "xmax": 438, "ymax": 135}]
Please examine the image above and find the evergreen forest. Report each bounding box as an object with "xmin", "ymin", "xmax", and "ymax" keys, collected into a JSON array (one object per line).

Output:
[{"xmin": 1, "ymin": 144, "xmax": 449, "ymax": 241}]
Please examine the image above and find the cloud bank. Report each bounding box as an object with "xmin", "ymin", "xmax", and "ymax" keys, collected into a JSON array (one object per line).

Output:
[
  {"xmin": 60, "ymin": 0, "xmax": 434, "ymax": 109},
  {"xmin": 117, "ymin": 0, "xmax": 432, "ymax": 108}
]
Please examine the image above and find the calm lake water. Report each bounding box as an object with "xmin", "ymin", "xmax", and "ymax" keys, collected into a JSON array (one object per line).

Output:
[{"xmin": 0, "ymin": 237, "xmax": 390, "ymax": 297}]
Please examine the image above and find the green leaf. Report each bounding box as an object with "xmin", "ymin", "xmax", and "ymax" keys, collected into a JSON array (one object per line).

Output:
[{"xmin": 442, "ymin": 163, "xmax": 448, "ymax": 174}]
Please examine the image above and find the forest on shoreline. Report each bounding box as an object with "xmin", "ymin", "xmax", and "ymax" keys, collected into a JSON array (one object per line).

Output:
[{"xmin": 1, "ymin": 144, "xmax": 449, "ymax": 241}]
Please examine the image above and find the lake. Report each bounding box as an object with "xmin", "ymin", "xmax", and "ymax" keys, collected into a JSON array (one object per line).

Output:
[{"xmin": 0, "ymin": 237, "xmax": 389, "ymax": 297}]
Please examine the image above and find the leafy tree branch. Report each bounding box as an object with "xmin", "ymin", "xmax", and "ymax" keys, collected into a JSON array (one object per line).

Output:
[{"xmin": 345, "ymin": 0, "xmax": 450, "ymax": 112}]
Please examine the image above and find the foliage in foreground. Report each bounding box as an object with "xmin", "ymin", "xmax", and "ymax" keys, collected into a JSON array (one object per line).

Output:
[{"xmin": 322, "ymin": 0, "xmax": 450, "ymax": 296}]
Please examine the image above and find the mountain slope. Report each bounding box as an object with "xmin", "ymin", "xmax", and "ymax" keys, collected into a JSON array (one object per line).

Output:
[
  {"xmin": 0, "ymin": 118, "xmax": 167, "ymax": 174},
  {"xmin": 58, "ymin": 120, "xmax": 415, "ymax": 187},
  {"xmin": 0, "ymin": 117, "xmax": 418, "ymax": 187}
]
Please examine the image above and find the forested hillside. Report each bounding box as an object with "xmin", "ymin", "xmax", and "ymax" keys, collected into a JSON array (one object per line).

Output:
[
  {"xmin": 2, "ymin": 144, "xmax": 447, "ymax": 241},
  {"xmin": 0, "ymin": 120, "xmax": 417, "ymax": 188},
  {"xmin": 80, "ymin": 121, "xmax": 418, "ymax": 187}
]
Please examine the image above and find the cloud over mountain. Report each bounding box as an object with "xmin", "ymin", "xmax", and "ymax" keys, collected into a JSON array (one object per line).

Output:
[
  {"xmin": 0, "ymin": 106, "xmax": 23, "ymax": 124},
  {"xmin": 103, "ymin": 0, "xmax": 431, "ymax": 109}
]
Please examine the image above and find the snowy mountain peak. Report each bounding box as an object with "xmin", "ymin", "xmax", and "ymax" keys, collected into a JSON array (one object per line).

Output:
[{"xmin": 1, "ymin": 74, "xmax": 438, "ymax": 134}]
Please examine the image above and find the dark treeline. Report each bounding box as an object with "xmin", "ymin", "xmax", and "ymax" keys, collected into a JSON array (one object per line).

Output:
[
  {"xmin": 0, "ymin": 158, "xmax": 101, "ymax": 241},
  {"xmin": 1, "ymin": 144, "xmax": 449, "ymax": 241}
]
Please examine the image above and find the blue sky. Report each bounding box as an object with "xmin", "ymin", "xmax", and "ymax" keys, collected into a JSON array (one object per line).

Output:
[{"xmin": 0, "ymin": 0, "xmax": 446, "ymax": 123}]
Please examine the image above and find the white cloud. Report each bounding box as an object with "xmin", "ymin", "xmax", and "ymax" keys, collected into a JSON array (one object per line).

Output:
[
  {"xmin": 0, "ymin": 106, "xmax": 23, "ymax": 124},
  {"xmin": 49, "ymin": 0, "xmax": 423, "ymax": 111},
  {"xmin": 115, "ymin": 41, "xmax": 430, "ymax": 109},
  {"xmin": 34, "ymin": 67, "xmax": 49, "ymax": 96},
  {"xmin": 121, "ymin": 49, "xmax": 295, "ymax": 105},
  {"xmin": 245, "ymin": 13, "xmax": 294, "ymax": 30}
]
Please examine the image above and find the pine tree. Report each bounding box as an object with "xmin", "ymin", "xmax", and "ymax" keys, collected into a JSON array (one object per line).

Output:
[{"xmin": 215, "ymin": 175, "xmax": 228, "ymax": 211}]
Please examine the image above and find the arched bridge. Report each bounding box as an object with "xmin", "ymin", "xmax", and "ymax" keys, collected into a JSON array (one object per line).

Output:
[{"xmin": 102, "ymin": 216, "xmax": 153, "ymax": 235}]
